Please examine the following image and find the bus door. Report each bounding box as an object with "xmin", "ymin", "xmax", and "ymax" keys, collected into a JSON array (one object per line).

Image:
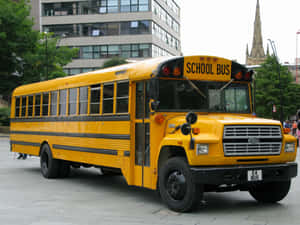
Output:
[{"xmin": 133, "ymin": 81, "xmax": 151, "ymax": 187}]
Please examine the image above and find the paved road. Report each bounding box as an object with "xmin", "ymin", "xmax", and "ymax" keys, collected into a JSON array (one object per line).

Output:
[{"xmin": 1, "ymin": 137, "xmax": 300, "ymax": 225}]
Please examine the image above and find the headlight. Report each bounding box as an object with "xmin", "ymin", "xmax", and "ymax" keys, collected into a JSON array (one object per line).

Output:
[
  {"xmin": 285, "ymin": 142, "xmax": 295, "ymax": 152},
  {"xmin": 196, "ymin": 144, "xmax": 209, "ymax": 155}
]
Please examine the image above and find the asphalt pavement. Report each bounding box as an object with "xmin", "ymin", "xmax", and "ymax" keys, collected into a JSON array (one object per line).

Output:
[{"xmin": 1, "ymin": 136, "xmax": 300, "ymax": 225}]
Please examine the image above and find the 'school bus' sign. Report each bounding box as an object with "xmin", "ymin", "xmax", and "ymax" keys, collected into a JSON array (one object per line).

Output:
[{"xmin": 184, "ymin": 56, "xmax": 232, "ymax": 81}]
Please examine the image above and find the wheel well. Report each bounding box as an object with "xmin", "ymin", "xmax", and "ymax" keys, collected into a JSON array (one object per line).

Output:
[
  {"xmin": 157, "ymin": 146, "xmax": 187, "ymax": 173},
  {"xmin": 39, "ymin": 141, "xmax": 49, "ymax": 156}
]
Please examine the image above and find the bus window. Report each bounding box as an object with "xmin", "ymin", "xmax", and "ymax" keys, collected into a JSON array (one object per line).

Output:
[
  {"xmin": 21, "ymin": 96, "xmax": 26, "ymax": 117},
  {"xmin": 28, "ymin": 95, "xmax": 34, "ymax": 117},
  {"xmin": 116, "ymin": 81, "xmax": 129, "ymax": 113},
  {"xmin": 79, "ymin": 87, "xmax": 88, "ymax": 115},
  {"xmin": 135, "ymin": 81, "xmax": 149, "ymax": 118},
  {"xmin": 59, "ymin": 90, "xmax": 67, "ymax": 116},
  {"xmin": 50, "ymin": 91, "xmax": 58, "ymax": 116},
  {"xmin": 42, "ymin": 93, "xmax": 49, "ymax": 116},
  {"xmin": 68, "ymin": 88, "xmax": 77, "ymax": 115},
  {"xmin": 90, "ymin": 85, "xmax": 101, "ymax": 114},
  {"xmin": 34, "ymin": 94, "xmax": 41, "ymax": 117},
  {"xmin": 103, "ymin": 83, "xmax": 114, "ymax": 114},
  {"xmin": 15, "ymin": 97, "xmax": 20, "ymax": 117}
]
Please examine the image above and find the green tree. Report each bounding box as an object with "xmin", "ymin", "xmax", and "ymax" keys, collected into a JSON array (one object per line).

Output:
[
  {"xmin": 102, "ymin": 57, "xmax": 128, "ymax": 69},
  {"xmin": 254, "ymin": 56, "xmax": 300, "ymax": 120},
  {"xmin": 0, "ymin": 0, "xmax": 39, "ymax": 98},
  {"xmin": 22, "ymin": 32, "xmax": 78, "ymax": 83}
]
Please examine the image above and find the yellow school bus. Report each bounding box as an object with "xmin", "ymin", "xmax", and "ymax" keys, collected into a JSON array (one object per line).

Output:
[{"xmin": 10, "ymin": 56, "xmax": 297, "ymax": 212}]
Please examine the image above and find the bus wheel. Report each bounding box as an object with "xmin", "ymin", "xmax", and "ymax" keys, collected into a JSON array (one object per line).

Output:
[
  {"xmin": 40, "ymin": 144, "xmax": 60, "ymax": 179},
  {"xmin": 249, "ymin": 180, "xmax": 291, "ymax": 203},
  {"xmin": 158, "ymin": 157, "xmax": 202, "ymax": 212}
]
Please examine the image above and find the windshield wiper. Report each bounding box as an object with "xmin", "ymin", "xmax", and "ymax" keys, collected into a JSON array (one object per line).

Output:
[
  {"xmin": 183, "ymin": 76, "xmax": 207, "ymax": 99},
  {"xmin": 219, "ymin": 79, "xmax": 234, "ymax": 92}
]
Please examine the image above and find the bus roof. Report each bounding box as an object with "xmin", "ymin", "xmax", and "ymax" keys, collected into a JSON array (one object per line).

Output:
[
  {"xmin": 12, "ymin": 56, "xmax": 173, "ymax": 96},
  {"xmin": 12, "ymin": 55, "xmax": 249, "ymax": 96}
]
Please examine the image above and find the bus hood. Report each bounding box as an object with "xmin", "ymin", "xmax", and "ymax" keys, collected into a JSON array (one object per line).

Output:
[{"xmin": 166, "ymin": 114, "xmax": 282, "ymax": 135}]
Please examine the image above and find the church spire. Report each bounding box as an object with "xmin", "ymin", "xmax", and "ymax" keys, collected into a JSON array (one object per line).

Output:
[{"xmin": 246, "ymin": 0, "xmax": 267, "ymax": 65}]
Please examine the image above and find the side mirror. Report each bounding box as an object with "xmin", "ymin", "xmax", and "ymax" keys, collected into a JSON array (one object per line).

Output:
[
  {"xmin": 186, "ymin": 112, "xmax": 197, "ymax": 125},
  {"xmin": 150, "ymin": 99, "xmax": 159, "ymax": 112},
  {"xmin": 181, "ymin": 123, "xmax": 191, "ymax": 135}
]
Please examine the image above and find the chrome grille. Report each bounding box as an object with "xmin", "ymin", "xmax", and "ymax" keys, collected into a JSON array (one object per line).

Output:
[{"xmin": 223, "ymin": 125, "xmax": 282, "ymax": 156}]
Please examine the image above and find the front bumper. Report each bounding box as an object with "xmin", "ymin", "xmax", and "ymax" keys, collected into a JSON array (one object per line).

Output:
[{"xmin": 190, "ymin": 163, "xmax": 297, "ymax": 185}]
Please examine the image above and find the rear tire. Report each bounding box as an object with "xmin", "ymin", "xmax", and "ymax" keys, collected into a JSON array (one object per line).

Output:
[
  {"xmin": 249, "ymin": 180, "xmax": 291, "ymax": 203},
  {"xmin": 158, "ymin": 157, "xmax": 203, "ymax": 212},
  {"xmin": 40, "ymin": 144, "xmax": 60, "ymax": 178}
]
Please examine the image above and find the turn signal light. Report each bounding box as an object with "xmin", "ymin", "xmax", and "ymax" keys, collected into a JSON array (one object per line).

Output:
[
  {"xmin": 192, "ymin": 127, "xmax": 200, "ymax": 135},
  {"xmin": 235, "ymin": 72, "xmax": 243, "ymax": 80},
  {"xmin": 154, "ymin": 114, "xmax": 165, "ymax": 124},
  {"xmin": 173, "ymin": 66, "xmax": 181, "ymax": 76},
  {"xmin": 283, "ymin": 128, "xmax": 291, "ymax": 134}
]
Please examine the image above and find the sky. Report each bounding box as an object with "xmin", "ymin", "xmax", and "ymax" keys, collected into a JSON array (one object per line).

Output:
[{"xmin": 179, "ymin": 0, "xmax": 300, "ymax": 65}]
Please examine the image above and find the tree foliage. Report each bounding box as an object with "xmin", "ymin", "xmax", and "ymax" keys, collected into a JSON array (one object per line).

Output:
[
  {"xmin": 102, "ymin": 57, "xmax": 128, "ymax": 69},
  {"xmin": 0, "ymin": 1, "xmax": 78, "ymax": 100},
  {"xmin": 254, "ymin": 56, "xmax": 300, "ymax": 120}
]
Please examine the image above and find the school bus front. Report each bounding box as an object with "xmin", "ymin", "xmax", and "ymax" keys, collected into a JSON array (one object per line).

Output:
[{"xmin": 146, "ymin": 56, "xmax": 297, "ymax": 212}]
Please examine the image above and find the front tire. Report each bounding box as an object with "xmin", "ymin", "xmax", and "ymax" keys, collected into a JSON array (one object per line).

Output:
[
  {"xmin": 249, "ymin": 180, "xmax": 291, "ymax": 203},
  {"xmin": 158, "ymin": 157, "xmax": 203, "ymax": 212}
]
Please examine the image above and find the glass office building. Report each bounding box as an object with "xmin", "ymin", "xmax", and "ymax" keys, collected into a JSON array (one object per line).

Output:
[{"xmin": 30, "ymin": 0, "xmax": 181, "ymax": 75}]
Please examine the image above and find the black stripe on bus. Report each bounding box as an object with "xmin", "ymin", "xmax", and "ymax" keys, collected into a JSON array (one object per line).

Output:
[
  {"xmin": 10, "ymin": 114, "xmax": 130, "ymax": 123},
  {"xmin": 10, "ymin": 130, "xmax": 130, "ymax": 140},
  {"xmin": 53, "ymin": 144, "xmax": 118, "ymax": 156},
  {"xmin": 10, "ymin": 140, "xmax": 40, "ymax": 147}
]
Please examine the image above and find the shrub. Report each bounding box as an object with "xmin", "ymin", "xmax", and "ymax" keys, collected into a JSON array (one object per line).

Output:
[{"xmin": 0, "ymin": 107, "xmax": 10, "ymax": 126}]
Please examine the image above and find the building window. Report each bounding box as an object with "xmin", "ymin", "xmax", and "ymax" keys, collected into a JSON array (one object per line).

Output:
[
  {"xmin": 51, "ymin": 91, "xmax": 58, "ymax": 116},
  {"xmin": 108, "ymin": 0, "xmax": 118, "ymax": 13},
  {"xmin": 90, "ymin": 85, "xmax": 101, "ymax": 114},
  {"xmin": 59, "ymin": 89, "xmax": 67, "ymax": 116},
  {"xmin": 103, "ymin": 83, "xmax": 114, "ymax": 114},
  {"xmin": 69, "ymin": 88, "xmax": 77, "ymax": 115},
  {"xmin": 116, "ymin": 81, "xmax": 129, "ymax": 113},
  {"xmin": 34, "ymin": 94, "xmax": 41, "ymax": 117},
  {"xmin": 79, "ymin": 87, "xmax": 88, "ymax": 114}
]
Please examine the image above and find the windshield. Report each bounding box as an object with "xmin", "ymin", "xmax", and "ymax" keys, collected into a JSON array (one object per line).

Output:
[{"xmin": 157, "ymin": 80, "xmax": 251, "ymax": 113}]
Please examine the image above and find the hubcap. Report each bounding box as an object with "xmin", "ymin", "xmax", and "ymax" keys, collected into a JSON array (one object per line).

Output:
[{"xmin": 166, "ymin": 171, "xmax": 187, "ymax": 200}]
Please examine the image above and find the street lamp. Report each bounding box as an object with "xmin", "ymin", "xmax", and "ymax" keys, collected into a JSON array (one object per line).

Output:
[
  {"xmin": 296, "ymin": 31, "xmax": 300, "ymax": 83},
  {"xmin": 268, "ymin": 39, "xmax": 283, "ymax": 124},
  {"xmin": 44, "ymin": 32, "xmax": 48, "ymax": 80}
]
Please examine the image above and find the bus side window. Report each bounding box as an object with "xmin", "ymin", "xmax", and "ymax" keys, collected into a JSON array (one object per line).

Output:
[
  {"xmin": 21, "ymin": 96, "xmax": 26, "ymax": 117},
  {"xmin": 59, "ymin": 90, "xmax": 67, "ymax": 116},
  {"xmin": 116, "ymin": 81, "xmax": 129, "ymax": 113},
  {"xmin": 136, "ymin": 81, "xmax": 149, "ymax": 119},
  {"xmin": 68, "ymin": 88, "xmax": 77, "ymax": 115},
  {"xmin": 50, "ymin": 91, "xmax": 58, "ymax": 116},
  {"xmin": 90, "ymin": 85, "xmax": 101, "ymax": 114},
  {"xmin": 42, "ymin": 92, "xmax": 49, "ymax": 116},
  {"xmin": 103, "ymin": 83, "xmax": 114, "ymax": 114},
  {"xmin": 15, "ymin": 97, "xmax": 20, "ymax": 118},
  {"xmin": 34, "ymin": 94, "xmax": 41, "ymax": 117},
  {"xmin": 79, "ymin": 87, "xmax": 88, "ymax": 115},
  {"xmin": 28, "ymin": 95, "xmax": 34, "ymax": 117}
]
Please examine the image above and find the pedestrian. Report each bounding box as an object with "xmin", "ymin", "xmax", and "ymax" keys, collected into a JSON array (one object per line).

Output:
[
  {"xmin": 17, "ymin": 153, "xmax": 27, "ymax": 160},
  {"xmin": 292, "ymin": 120, "xmax": 297, "ymax": 136}
]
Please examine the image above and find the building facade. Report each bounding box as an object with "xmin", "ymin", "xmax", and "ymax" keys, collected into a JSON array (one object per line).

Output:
[{"xmin": 30, "ymin": 0, "xmax": 181, "ymax": 75}]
